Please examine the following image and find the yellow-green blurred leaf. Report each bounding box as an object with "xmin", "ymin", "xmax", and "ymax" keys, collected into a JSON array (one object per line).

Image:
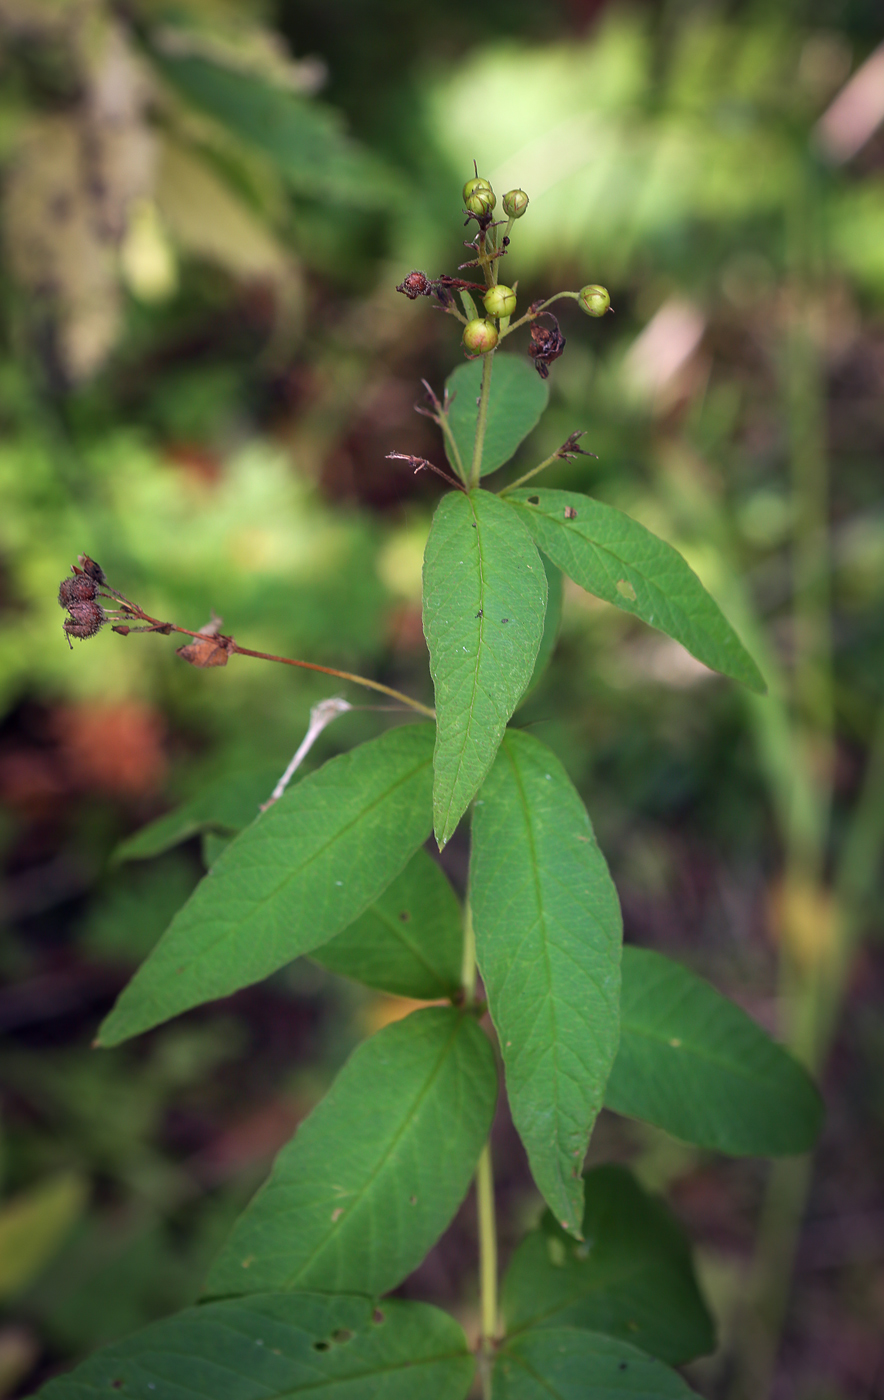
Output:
[{"xmin": 0, "ymin": 1173, "xmax": 89, "ymax": 1299}]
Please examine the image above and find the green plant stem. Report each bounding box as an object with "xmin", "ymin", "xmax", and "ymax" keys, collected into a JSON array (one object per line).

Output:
[
  {"xmin": 500, "ymin": 290, "xmax": 578, "ymax": 340},
  {"xmin": 461, "ymin": 897, "xmax": 477, "ymax": 1005},
  {"xmin": 438, "ymin": 414, "xmax": 469, "ymax": 484},
  {"xmin": 469, "ymin": 352, "xmax": 494, "ymax": 488},
  {"xmin": 729, "ymin": 164, "xmax": 836, "ymax": 1400},
  {"xmin": 475, "ymin": 1140, "xmax": 499, "ymax": 1397},
  {"xmin": 231, "ymin": 645, "xmax": 437, "ymax": 718},
  {"xmin": 498, "ymin": 452, "xmax": 559, "ymax": 495},
  {"xmin": 111, "ymin": 597, "xmax": 436, "ymax": 718}
]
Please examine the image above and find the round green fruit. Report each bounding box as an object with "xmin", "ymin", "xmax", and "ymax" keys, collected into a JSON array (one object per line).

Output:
[
  {"xmin": 462, "ymin": 176, "xmax": 496, "ymax": 217},
  {"xmin": 579, "ymin": 284, "xmax": 611, "ymax": 317},
  {"xmin": 483, "ymin": 284, "xmax": 517, "ymax": 319},
  {"xmin": 462, "ymin": 319, "xmax": 499, "ymax": 354},
  {"xmin": 502, "ymin": 189, "xmax": 529, "ymax": 219}
]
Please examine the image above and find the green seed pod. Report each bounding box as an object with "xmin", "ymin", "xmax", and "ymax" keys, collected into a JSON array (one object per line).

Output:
[
  {"xmin": 462, "ymin": 318, "xmax": 499, "ymax": 355},
  {"xmin": 464, "ymin": 185, "xmax": 496, "ymax": 217},
  {"xmin": 463, "ymin": 175, "xmax": 493, "ymax": 203},
  {"xmin": 483, "ymin": 284, "xmax": 517, "ymax": 319},
  {"xmin": 502, "ymin": 189, "xmax": 529, "ymax": 219},
  {"xmin": 579, "ymin": 284, "xmax": 611, "ymax": 317}
]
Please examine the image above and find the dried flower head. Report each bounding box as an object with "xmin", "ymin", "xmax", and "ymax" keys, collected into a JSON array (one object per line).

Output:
[
  {"xmin": 59, "ymin": 575, "xmax": 98, "ymax": 607},
  {"xmin": 63, "ymin": 600, "xmax": 106, "ymax": 643},
  {"xmin": 528, "ymin": 309, "xmax": 566, "ymax": 379}
]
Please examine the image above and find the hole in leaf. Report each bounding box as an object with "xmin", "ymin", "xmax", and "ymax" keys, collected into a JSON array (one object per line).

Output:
[
  {"xmin": 372, "ymin": 1309, "xmax": 385, "ymax": 1325},
  {"xmin": 616, "ymin": 579, "xmax": 637, "ymax": 602},
  {"xmin": 332, "ymin": 1329, "xmax": 354, "ymax": 1344},
  {"xmin": 398, "ymin": 910, "xmax": 411, "ymax": 922},
  {"xmin": 110, "ymin": 1382, "xmax": 124, "ymax": 1391},
  {"xmin": 312, "ymin": 1340, "xmax": 331, "ymax": 1352},
  {"xmin": 527, "ymin": 496, "xmax": 540, "ymax": 505}
]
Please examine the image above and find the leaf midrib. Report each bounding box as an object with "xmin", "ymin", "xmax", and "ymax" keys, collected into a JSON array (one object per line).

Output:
[
  {"xmin": 436, "ymin": 492, "xmax": 488, "ymax": 836},
  {"xmin": 500, "ymin": 738, "xmax": 572, "ymax": 1222},
  {"xmin": 282, "ymin": 1013, "xmax": 467, "ymax": 1288},
  {"xmin": 162, "ymin": 748, "xmax": 432, "ymax": 966}
]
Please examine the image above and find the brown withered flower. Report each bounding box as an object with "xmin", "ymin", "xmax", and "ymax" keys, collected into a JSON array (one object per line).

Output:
[
  {"xmin": 528, "ymin": 308, "xmax": 566, "ymax": 380},
  {"xmin": 396, "ymin": 270, "xmax": 433, "ymax": 300},
  {"xmin": 58, "ymin": 563, "xmax": 108, "ymax": 646}
]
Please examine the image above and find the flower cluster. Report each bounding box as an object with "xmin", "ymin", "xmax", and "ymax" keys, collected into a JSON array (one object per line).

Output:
[
  {"xmin": 58, "ymin": 557, "xmax": 109, "ymax": 645},
  {"xmin": 396, "ymin": 169, "xmax": 612, "ymax": 378}
]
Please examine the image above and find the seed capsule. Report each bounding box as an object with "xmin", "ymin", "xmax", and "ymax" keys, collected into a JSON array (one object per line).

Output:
[
  {"xmin": 463, "ymin": 175, "xmax": 493, "ymax": 202},
  {"xmin": 502, "ymin": 189, "xmax": 529, "ymax": 219},
  {"xmin": 462, "ymin": 319, "xmax": 499, "ymax": 355},
  {"xmin": 483, "ymin": 285, "xmax": 517, "ymax": 319},
  {"xmin": 462, "ymin": 176, "xmax": 496, "ymax": 217},
  {"xmin": 578, "ymin": 284, "xmax": 611, "ymax": 317}
]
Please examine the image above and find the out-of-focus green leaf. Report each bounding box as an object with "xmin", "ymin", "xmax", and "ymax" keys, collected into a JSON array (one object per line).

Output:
[
  {"xmin": 507, "ymin": 490, "xmax": 765, "ymax": 693},
  {"xmin": 0, "ymin": 1173, "xmax": 88, "ymax": 1300},
  {"xmin": 156, "ymin": 138, "xmax": 294, "ymax": 284},
  {"xmin": 98, "ymin": 726, "xmax": 434, "ymax": 1046},
  {"xmin": 154, "ymin": 53, "xmax": 400, "ymax": 208},
  {"xmin": 444, "ymin": 355, "xmax": 549, "ymax": 481},
  {"xmin": 313, "ymin": 849, "xmax": 462, "ymax": 999},
  {"xmin": 81, "ymin": 856, "xmax": 200, "ymax": 963},
  {"xmin": 492, "ymin": 1328, "xmax": 696, "ymax": 1399},
  {"xmin": 205, "ymin": 1008, "xmax": 496, "ymax": 1298},
  {"xmin": 114, "ymin": 766, "xmax": 282, "ymax": 863},
  {"xmin": 502, "ymin": 1165, "xmax": 714, "ymax": 1364},
  {"xmin": 606, "ymin": 947, "xmax": 824, "ymax": 1155},
  {"xmin": 36, "ymin": 1293, "xmax": 475, "ymax": 1400},
  {"xmin": 423, "ymin": 489, "xmax": 547, "ymax": 846},
  {"xmin": 470, "ymin": 731, "xmax": 621, "ymax": 1235}
]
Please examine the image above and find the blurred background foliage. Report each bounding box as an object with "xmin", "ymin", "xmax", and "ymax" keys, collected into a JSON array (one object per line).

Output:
[{"xmin": 0, "ymin": 0, "xmax": 882, "ymax": 1396}]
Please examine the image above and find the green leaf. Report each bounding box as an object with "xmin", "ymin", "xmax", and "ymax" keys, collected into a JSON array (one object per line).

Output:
[
  {"xmin": 493, "ymin": 1329, "xmax": 697, "ymax": 1399},
  {"xmin": 507, "ymin": 489, "xmax": 766, "ymax": 693},
  {"xmin": 423, "ymin": 490, "xmax": 547, "ymax": 846},
  {"xmin": 312, "ymin": 849, "xmax": 462, "ymax": 999},
  {"xmin": 0, "ymin": 1172, "xmax": 88, "ymax": 1300},
  {"xmin": 114, "ymin": 766, "xmax": 282, "ymax": 863},
  {"xmin": 470, "ymin": 731, "xmax": 622, "ymax": 1235},
  {"xmin": 501, "ymin": 1165, "xmax": 714, "ymax": 1364},
  {"xmin": 153, "ymin": 54, "xmax": 400, "ymax": 209},
  {"xmin": 205, "ymin": 1007, "xmax": 496, "ymax": 1298},
  {"xmin": 35, "ymin": 1293, "xmax": 475, "ymax": 1400},
  {"xmin": 444, "ymin": 354, "xmax": 549, "ymax": 480},
  {"xmin": 98, "ymin": 726, "xmax": 434, "ymax": 1047},
  {"xmin": 606, "ymin": 947, "xmax": 824, "ymax": 1155},
  {"xmin": 521, "ymin": 555, "xmax": 563, "ymax": 703}
]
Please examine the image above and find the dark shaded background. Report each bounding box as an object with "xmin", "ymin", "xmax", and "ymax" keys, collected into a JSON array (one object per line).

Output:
[{"xmin": 0, "ymin": 0, "xmax": 882, "ymax": 1396}]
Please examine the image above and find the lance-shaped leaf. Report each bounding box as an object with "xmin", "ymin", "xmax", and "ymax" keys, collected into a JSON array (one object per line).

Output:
[
  {"xmin": 444, "ymin": 354, "xmax": 549, "ymax": 480},
  {"xmin": 35, "ymin": 1293, "xmax": 475, "ymax": 1400},
  {"xmin": 502, "ymin": 1165, "xmax": 714, "ymax": 1365},
  {"xmin": 521, "ymin": 555, "xmax": 563, "ymax": 704},
  {"xmin": 312, "ymin": 849, "xmax": 462, "ymax": 999},
  {"xmin": 114, "ymin": 766, "xmax": 282, "ymax": 863},
  {"xmin": 154, "ymin": 54, "xmax": 401, "ymax": 209},
  {"xmin": 98, "ymin": 726, "xmax": 435, "ymax": 1047},
  {"xmin": 606, "ymin": 947, "xmax": 824, "ymax": 1155},
  {"xmin": 470, "ymin": 731, "xmax": 622, "ymax": 1236},
  {"xmin": 493, "ymin": 1329, "xmax": 696, "ymax": 1400},
  {"xmin": 507, "ymin": 489, "xmax": 765, "ymax": 693},
  {"xmin": 423, "ymin": 490, "xmax": 547, "ymax": 847},
  {"xmin": 205, "ymin": 1008, "xmax": 497, "ymax": 1299}
]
